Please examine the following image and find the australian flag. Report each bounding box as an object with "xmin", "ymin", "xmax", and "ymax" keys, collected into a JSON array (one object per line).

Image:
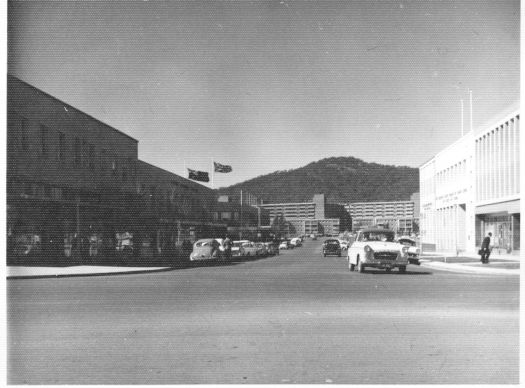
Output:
[
  {"xmin": 188, "ymin": 168, "xmax": 210, "ymax": 182},
  {"xmin": 214, "ymin": 161, "xmax": 232, "ymax": 173}
]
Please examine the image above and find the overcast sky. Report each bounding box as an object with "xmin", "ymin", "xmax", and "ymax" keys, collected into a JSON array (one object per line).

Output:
[{"xmin": 8, "ymin": 0, "xmax": 519, "ymax": 188}]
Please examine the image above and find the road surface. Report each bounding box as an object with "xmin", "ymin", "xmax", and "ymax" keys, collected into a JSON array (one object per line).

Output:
[{"xmin": 7, "ymin": 239, "xmax": 519, "ymax": 384}]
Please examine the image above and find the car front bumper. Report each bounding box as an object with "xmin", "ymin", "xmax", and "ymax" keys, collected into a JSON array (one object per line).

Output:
[{"xmin": 362, "ymin": 259, "xmax": 408, "ymax": 268}]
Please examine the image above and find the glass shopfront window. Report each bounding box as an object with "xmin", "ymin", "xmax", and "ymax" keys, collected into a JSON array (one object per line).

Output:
[{"xmin": 478, "ymin": 214, "xmax": 517, "ymax": 253}]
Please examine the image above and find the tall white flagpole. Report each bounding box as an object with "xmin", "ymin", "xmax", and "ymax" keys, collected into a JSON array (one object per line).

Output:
[
  {"xmin": 460, "ymin": 99, "xmax": 464, "ymax": 137},
  {"xmin": 469, "ymin": 89, "xmax": 473, "ymax": 133},
  {"xmin": 211, "ymin": 158, "xmax": 214, "ymax": 189}
]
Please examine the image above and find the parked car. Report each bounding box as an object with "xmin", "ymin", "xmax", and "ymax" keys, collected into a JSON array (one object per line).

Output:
[
  {"xmin": 322, "ymin": 239, "xmax": 341, "ymax": 257},
  {"xmin": 189, "ymin": 238, "xmax": 225, "ymax": 262},
  {"xmin": 397, "ymin": 237, "xmax": 420, "ymax": 265},
  {"xmin": 338, "ymin": 239, "xmax": 350, "ymax": 250},
  {"xmin": 264, "ymin": 242, "xmax": 278, "ymax": 256},
  {"xmin": 255, "ymin": 242, "xmax": 268, "ymax": 256},
  {"xmin": 279, "ymin": 239, "xmax": 293, "ymax": 250},
  {"xmin": 347, "ymin": 228, "xmax": 409, "ymax": 273},
  {"xmin": 231, "ymin": 241, "xmax": 245, "ymax": 257},
  {"xmin": 290, "ymin": 237, "xmax": 302, "ymax": 247},
  {"xmin": 310, "ymin": 234, "xmax": 318, "ymax": 240},
  {"xmin": 234, "ymin": 240, "xmax": 259, "ymax": 257}
]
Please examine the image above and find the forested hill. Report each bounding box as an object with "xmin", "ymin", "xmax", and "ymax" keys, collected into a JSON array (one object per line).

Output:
[{"xmin": 217, "ymin": 156, "xmax": 419, "ymax": 204}]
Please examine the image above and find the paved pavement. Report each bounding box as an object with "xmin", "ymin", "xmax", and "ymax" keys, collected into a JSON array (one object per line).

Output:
[
  {"xmin": 419, "ymin": 250, "xmax": 520, "ymax": 275},
  {"xmin": 6, "ymin": 265, "xmax": 172, "ymax": 279},
  {"xmin": 6, "ymin": 250, "xmax": 520, "ymax": 278}
]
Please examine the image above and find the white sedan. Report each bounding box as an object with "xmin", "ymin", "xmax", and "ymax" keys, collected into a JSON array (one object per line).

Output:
[{"xmin": 347, "ymin": 228, "xmax": 409, "ymax": 273}]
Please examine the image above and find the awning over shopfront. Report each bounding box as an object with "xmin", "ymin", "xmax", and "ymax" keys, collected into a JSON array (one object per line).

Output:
[{"xmin": 476, "ymin": 199, "xmax": 520, "ymax": 215}]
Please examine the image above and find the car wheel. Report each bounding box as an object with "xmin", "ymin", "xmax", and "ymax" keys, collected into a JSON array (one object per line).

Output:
[
  {"xmin": 357, "ymin": 259, "xmax": 365, "ymax": 273},
  {"xmin": 399, "ymin": 266, "xmax": 406, "ymax": 274},
  {"xmin": 385, "ymin": 267, "xmax": 391, "ymax": 273}
]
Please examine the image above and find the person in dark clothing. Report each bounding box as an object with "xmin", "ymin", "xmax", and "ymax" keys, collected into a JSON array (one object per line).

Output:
[
  {"xmin": 480, "ymin": 232, "xmax": 492, "ymax": 264},
  {"xmin": 211, "ymin": 238, "xmax": 220, "ymax": 259},
  {"xmin": 223, "ymin": 236, "xmax": 232, "ymax": 261}
]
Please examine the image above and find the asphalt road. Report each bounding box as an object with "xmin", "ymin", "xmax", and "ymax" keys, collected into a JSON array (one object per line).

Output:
[{"xmin": 7, "ymin": 239, "xmax": 519, "ymax": 384}]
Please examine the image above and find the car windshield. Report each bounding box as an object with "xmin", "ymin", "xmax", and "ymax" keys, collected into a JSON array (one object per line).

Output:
[
  {"xmin": 399, "ymin": 239, "xmax": 415, "ymax": 246},
  {"xmin": 195, "ymin": 240, "xmax": 212, "ymax": 247},
  {"xmin": 361, "ymin": 232, "xmax": 395, "ymax": 242}
]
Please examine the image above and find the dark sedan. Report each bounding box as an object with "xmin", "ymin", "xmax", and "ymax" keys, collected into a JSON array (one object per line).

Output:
[{"xmin": 322, "ymin": 239, "xmax": 341, "ymax": 257}]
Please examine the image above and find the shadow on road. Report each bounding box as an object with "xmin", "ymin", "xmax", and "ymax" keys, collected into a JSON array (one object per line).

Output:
[
  {"xmin": 355, "ymin": 269, "xmax": 433, "ymax": 275},
  {"xmin": 187, "ymin": 254, "xmax": 276, "ymax": 268}
]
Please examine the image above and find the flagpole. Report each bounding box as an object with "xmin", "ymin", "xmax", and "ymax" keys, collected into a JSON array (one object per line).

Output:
[
  {"xmin": 469, "ymin": 89, "xmax": 473, "ymax": 133},
  {"xmin": 240, "ymin": 189, "xmax": 243, "ymax": 240},
  {"xmin": 211, "ymin": 158, "xmax": 214, "ymax": 189},
  {"xmin": 460, "ymin": 99, "xmax": 464, "ymax": 137}
]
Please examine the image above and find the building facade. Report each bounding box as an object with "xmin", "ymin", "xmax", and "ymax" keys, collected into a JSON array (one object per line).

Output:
[
  {"xmin": 347, "ymin": 196, "xmax": 419, "ymax": 235},
  {"xmin": 259, "ymin": 194, "xmax": 348, "ymax": 237},
  {"xmin": 419, "ymin": 108, "xmax": 520, "ymax": 255},
  {"xmin": 7, "ymin": 75, "xmax": 223, "ymax": 265},
  {"xmin": 136, "ymin": 161, "xmax": 226, "ymax": 260},
  {"xmin": 213, "ymin": 194, "xmax": 271, "ymax": 240}
]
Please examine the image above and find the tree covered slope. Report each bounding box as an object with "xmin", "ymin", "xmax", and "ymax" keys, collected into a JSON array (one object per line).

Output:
[{"xmin": 217, "ymin": 156, "xmax": 419, "ymax": 204}]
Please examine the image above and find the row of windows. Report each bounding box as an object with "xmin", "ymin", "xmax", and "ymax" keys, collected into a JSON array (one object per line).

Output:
[
  {"xmin": 14, "ymin": 115, "xmax": 137, "ymax": 183},
  {"xmin": 13, "ymin": 180, "xmax": 101, "ymax": 202},
  {"xmin": 435, "ymin": 159, "xmax": 468, "ymax": 196},
  {"xmin": 475, "ymin": 116, "xmax": 520, "ymax": 201}
]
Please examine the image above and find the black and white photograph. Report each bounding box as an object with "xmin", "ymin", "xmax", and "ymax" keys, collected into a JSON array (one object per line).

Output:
[{"xmin": 6, "ymin": 0, "xmax": 520, "ymax": 384}]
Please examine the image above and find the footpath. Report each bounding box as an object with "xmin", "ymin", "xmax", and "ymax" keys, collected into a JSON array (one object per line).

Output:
[
  {"xmin": 419, "ymin": 250, "xmax": 520, "ymax": 276},
  {"xmin": 6, "ymin": 251, "xmax": 521, "ymax": 279},
  {"xmin": 6, "ymin": 265, "xmax": 173, "ymax": 279}
]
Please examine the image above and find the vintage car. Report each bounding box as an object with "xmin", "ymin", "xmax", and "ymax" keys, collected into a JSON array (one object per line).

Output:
[
  {"xmin": 397, "ymin": 237, "xmax": 420, "ymax": 265},
  {"xmin": 189, "ymin": 238, "xmax": 225, "ymax": 262},
  {"xmin": 231, "ymin": 241, "xmax": 245, "ymax": 257},
  {"xmin": 279, "ymin": 239, "xmax": 293, "ymax": 250},
  {"xmin": 322, "ymin": 239, "xmax": 342, "ymax": 257},
  {"xmin": 347, "ymin": 228, "xmax": 409, "ymax": 273},
  {"xmin": 290, "ymin": 237, "xmax": 302, "ymax": 247},
  {"xmin": 255, "ymin": 242, "xmax": 268, "ymax": 256},
  {"xmin": 233, "ymin": 240, "xmax": 259, "ymax": 257},
  {"xmin": 263, "ymin": 242, "xmax": 278, "ymax": 256},
  {"xmin": 338, "ymin": 239, "xmax": 350, "ymax": 250}
]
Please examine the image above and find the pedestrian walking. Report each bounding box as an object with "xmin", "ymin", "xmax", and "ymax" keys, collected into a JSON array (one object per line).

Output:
[
  {"xmin": 223, "ymin": 235, "xmax": 232, "ymax": 261},
  {"xmin": 211, "ymin": 238, "xmax": 220, "ymax": 259},
  {"xmin": 479, "ymin": 232, "xmax": 492, "ymax": 264}
]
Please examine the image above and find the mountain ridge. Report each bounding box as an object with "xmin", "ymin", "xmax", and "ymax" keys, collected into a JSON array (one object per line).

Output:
[{"xmin": 217, "ymin": 156, "xmax": 419, "ymax": 204}]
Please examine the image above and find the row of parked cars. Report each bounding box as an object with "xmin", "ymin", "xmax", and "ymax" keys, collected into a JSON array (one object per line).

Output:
[
  {"xmin": 322, "ymin": 228, "xmax": 420, "ymax": 274},
  {"xmin": 189, "ymin": 238, "xmax": 279, "ymax": 262},
  {"xmin": 278, "ymin": 237, "xmax": 303, "ymax": 250}
]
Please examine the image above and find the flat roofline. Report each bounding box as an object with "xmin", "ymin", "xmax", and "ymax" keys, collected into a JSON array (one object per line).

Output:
[
  {"xmin": 260, "ymin": 202, "xmax": 314, "ymax": 206},
  {"xmin": 137, "ymin": 160, "xmax": 213, "ymax": 192},
  {"xmin": 349, "ymin": 201, "xmax": 413, "ymax": 205},
  {"xmin": 8, "ymin": 74, "xmax": 138, "ymax": 143},
  {"xmin": 419, "ymin": 105, "xmax": 520, "ymax": 169}
]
